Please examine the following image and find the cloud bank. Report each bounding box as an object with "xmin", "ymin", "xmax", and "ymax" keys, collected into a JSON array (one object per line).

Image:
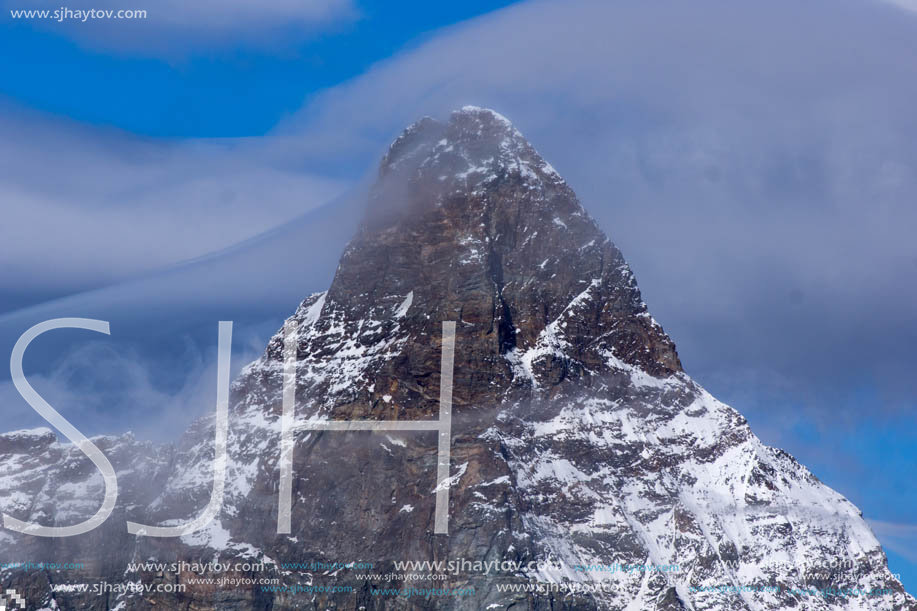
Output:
[{"xmin": 0, "ymin": 104, "xmax": 346, "ymax": 307}]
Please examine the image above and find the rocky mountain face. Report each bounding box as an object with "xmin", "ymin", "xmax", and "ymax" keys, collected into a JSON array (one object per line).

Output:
[{"xmin": 1, "ymin": 107, "xmax": 913, "ymax": 610}]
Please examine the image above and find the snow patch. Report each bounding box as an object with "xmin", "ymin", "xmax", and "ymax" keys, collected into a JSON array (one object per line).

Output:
[
  {"xmin": 433, "ymin": 462, "xmax": 468, "ymax": 493},
  {"xmin": 393, "ymin": 291, "xmax": 413, "ymax": 318}
]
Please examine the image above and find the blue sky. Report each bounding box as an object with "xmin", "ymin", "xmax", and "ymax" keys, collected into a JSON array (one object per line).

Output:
[
  {"xmin": 2, "ymin": 0, "xmax": 917, "ymax": 596},
  {"xmin": 1, "ymin": 0, "xmax": 518, "ymax": 137}
]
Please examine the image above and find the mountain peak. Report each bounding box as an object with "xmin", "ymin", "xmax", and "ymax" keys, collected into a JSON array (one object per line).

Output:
[
  {"xmin": 449, "ymin": 105, "xmax": 523, "ymax": 143},
  {"xmin": 201, "ymin": 111, "xmax": 909, "ymax": 611},
  {"xmin": 455, "ymin": 104, "xmax": 511, "ymax": 120},
  {"xmin": 379, "ymin": 106, "xmax": 563, "ymax": 192},
  {"xmin": 274, "ymin": 108, "xmax": 684, "ymax": 425},
  {"xmin": 2, "ymin": 110, "xmax": 913, "ymax": 611}
]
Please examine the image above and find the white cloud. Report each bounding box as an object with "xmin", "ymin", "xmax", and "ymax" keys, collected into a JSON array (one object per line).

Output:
[
  {"xmin": 877, "ymin": 0, "xmax": 917, "ymax": 14},
  {"xmin": 0, "ymin": 105, "xmax": 346, "ymax": 298},
  {"xmin": 868, "ymin": 520, "xmax": 917, "ymax": 564},
  {"xmin": 0, "ymin": 322, "xmax": 269, "ymax": 441}
]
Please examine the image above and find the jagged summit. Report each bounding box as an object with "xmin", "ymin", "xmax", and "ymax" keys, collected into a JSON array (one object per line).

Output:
[
  {"xmin": 380, "ymin": 106, "xmax": 562, "ymax": 190},
  {"xmin": 0, "ymin": 109, "xmax": 912, "ymax": 611},
  {"xmin": 261, "ymin": 105, "xmax": 684, "ymax": 426}
]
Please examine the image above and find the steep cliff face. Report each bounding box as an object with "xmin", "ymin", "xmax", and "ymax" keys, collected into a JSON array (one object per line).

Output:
[{"xmin": 1, "ymin": 108, "xmax": 912, "ymax": 611}]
